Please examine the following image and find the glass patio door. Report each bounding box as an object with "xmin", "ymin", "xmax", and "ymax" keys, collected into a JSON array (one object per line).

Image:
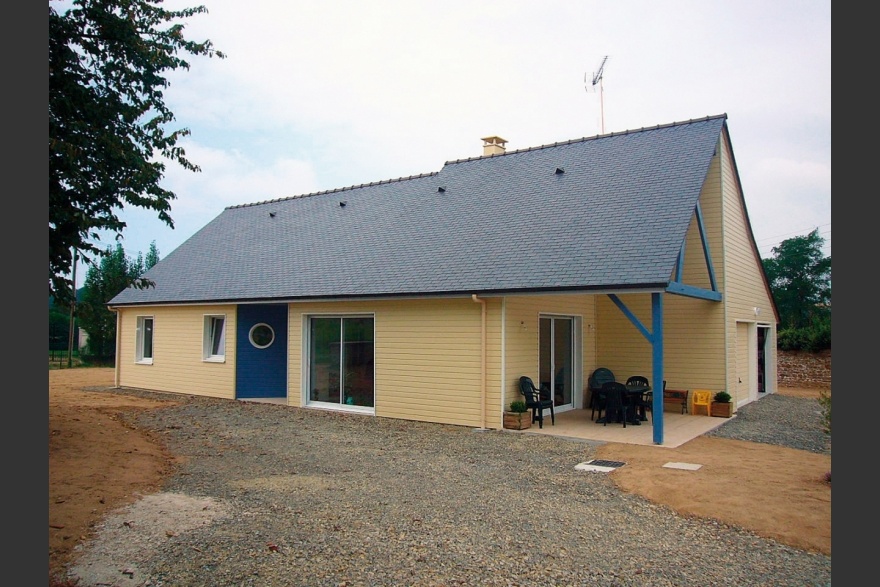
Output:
[
  {"xmin": 308, "ymin": 316, "xmax": 375, "ymax": 409},
  {"xmin": 540, "ymin": 316, "xmax": 574, "ymax": 410}
]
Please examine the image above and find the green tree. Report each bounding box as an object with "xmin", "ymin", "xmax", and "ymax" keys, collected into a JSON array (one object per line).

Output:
[
  {"xmin": 78, "ymin": 243, "xmax": 159, "ymax": 359},
  {"xmin": 762, "ymin": 229, "xmax": 831, "ymax": 349},
  {"xmin": 130, "ymin": 240, "xmax": 161, "ymax": 280},
  {"xmin": 145, "ymin": 241, "xmax": 161, "ymax": 270},
  {"xmin": 49, "ymin": 304, "xmax": 73, "ymax": 351},
  {"xmin": 49, "ymin": 0, "xmax": 224, "ymax": 305},
  {"xmin": 130, "ymin": 240, "xmax": 161, "ymax": 278}
]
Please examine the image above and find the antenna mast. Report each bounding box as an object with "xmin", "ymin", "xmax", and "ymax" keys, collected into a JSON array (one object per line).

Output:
[{"xmin": 585, "ymin": 55, "xmax": 608, "ymax": 133}]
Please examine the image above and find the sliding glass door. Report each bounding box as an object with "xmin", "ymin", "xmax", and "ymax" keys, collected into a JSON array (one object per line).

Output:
[
  {"xmin": 540, "ymin": 316, "xmax": 574, "ymax": 410},
  {"xmin": 309, "ymin": 316, "xmax": 374, "ymax": 409}
]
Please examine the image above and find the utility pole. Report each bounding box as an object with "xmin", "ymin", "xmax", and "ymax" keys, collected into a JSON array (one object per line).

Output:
[{"xmin": 67, "ymin": 248, "xmax": 77, "ymax": 368}]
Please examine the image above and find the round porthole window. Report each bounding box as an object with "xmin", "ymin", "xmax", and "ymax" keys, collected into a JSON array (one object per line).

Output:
[{"xmin": 249, "ymin": 323, "xmax": 275, "ymax": 349}]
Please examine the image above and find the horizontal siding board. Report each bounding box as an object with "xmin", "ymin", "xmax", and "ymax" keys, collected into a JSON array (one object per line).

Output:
[
  {"xmin": 117, "ymin": 305, "xmax": 237, "ymax": 399},
  {"xmin": 288, "ymin": 298, "xmax": 485, "ymax": 425},
  {"xmin": 504, "ymin": 294, "xmax": 595, "ymax": 411},
  {"xmin": 115, "ymin": 143, "xmax": 774, "ymax": 420},
  {"xmin": 718, "ymin": 136, "xmax": 777, "ymax": 400}
]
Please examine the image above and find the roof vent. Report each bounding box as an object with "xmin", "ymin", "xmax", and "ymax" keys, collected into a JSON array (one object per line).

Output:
[
  {"xmin": 481, "ymin": 136, "xmax": 508, "ymax": 156},
  {"xmin": 555, "ymin": 167, "xmax": 565, "ymax": 174},
  {"xmin": 339, "ymin": 201, "xmax": 347, "ymax": 208},
  {"xmin": 437, "ymin": 186, "xmax": 446, "ymax": 193}
]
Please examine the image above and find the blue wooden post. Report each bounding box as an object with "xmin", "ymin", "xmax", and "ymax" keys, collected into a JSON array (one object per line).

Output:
[{"xmin": 652, "ymin": 292, "xmax": 664, "ymax": 444}]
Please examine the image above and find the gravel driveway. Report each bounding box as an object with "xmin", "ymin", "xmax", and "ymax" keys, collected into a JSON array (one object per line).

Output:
[{"xmin": 68, "ymin": 390, "xmax": 831, "ymax": 587}]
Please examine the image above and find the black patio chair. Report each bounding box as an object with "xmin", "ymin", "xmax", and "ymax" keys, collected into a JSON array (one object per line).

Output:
[
  {"xmin": 518, "ymin": 376, "xmax": 555, "ymax": 429},
  {"xmin": 626, "ymin": 375, "xmax": 651, "ymax": 421},
  {"xmin": 598, "ymin": 381, "xmax": 629, "ymax": 427},
  {"xmin": 588, "ymin": 367, "xmax": 616, "ymax": 420}
]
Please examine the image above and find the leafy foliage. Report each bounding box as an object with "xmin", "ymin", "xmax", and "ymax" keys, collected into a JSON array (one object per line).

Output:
[
  {"xmin": 49, "ymin": 305, "xmax": 74, "ymax": 351},
  {"xmin": 49, "ymin": 0, "xmax": 224, "ymax": 305},
  {"xmin": 713, "ymin": 390, "xmax": 732, "ymax": 403},
  {"xmin": 777, "ymin": 314, "xmax": 831, "ymax": 352},
  {"xmin": 78, "ymin": 242, "xmax": 160, "ymax": 358},
  {"xmin": 508, "ymin": 400, "xmax": 528, "ymax": 413},
  {"xmin": 762, "ymin": 229, "xmax": 831, "ymax": 350}
]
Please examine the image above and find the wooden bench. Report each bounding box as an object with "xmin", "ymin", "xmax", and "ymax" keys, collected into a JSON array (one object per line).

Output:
[{"xmin": 662, "ymin": 388, "xmax": 689, "ymax": 414}]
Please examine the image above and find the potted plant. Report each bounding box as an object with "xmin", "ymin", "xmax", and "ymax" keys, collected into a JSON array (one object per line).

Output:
[
  {"xmin": 710, "ymin": 390, "xmax": 733, "ymax": 418},
  {"xmin": 503, "ymin": 400, "xmax": 532, "ymax": 430}
]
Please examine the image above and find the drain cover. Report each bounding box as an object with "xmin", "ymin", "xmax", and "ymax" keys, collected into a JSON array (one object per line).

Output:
[
  {"xmin": 575, "ymin": 459, "xmax": 626, "ymax": 473},
  {"xmin": 589, "ymin": 460, "xmax": 626, "ymax": 468}
]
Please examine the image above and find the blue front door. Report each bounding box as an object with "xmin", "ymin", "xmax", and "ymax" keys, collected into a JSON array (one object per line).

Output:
[{"xmin": 236, "ymin": 304, "xmax": 287, "ymax": 399}]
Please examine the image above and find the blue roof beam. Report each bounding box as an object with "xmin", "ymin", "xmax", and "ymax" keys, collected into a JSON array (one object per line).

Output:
[{"xmin": 667, "ymin": 201, "xmax": 722, "ymax": 301}]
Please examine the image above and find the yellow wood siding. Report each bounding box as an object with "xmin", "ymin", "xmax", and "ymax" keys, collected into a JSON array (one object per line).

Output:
[
  {"xmin": 595, "ymin": 152, "xmax": 730, "ymax": 404},
  {"xmin": 504, "ymin": 294, "xmax": 596, "ymax": 413},
  {"xmin": 718, "ymin": 133, "xmax": 778, "ymax": 400},
  {"xmin": 290, "ymin": 294, "xmax": 597, "ymax": 430},
  {"xmin": 112, "ymin": 131, "xmax": 776, "ymax": 427},
  {"xmin": 116, "ymin": 305, "xmax": 237, "ymax": 398},
  {"xmin": 665, "ymin": 152, "xmax": 728, "ymax": 395},
  {"xmin": 736, "ymin": 321, "xmax": 750, "ymax": 404},
  {"xmin": 663, "ymin": 292, "xmax": 727, "ymax": 394},
  {"xmin": 614, "ymin": 134, "xmax": 776, "ymax": 405},
  {"xmin": 288, "ymin": 298, "xmax": 499, "ymax": 428},
  {"xmin": 596, "ymin": 294, "xmax": 659, "ymax": 382}
]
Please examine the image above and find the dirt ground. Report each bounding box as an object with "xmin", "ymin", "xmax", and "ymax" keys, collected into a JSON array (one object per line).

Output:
[
  {"xmin": 48, "ymin": 368, "xmax": 831, "ymax": 584},
  {"xmin": 48, "ymin": 368, "xmax": 178, "ymax": 585}
]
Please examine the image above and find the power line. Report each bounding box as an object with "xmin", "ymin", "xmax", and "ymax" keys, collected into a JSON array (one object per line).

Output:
[
  {"xmin": 754, "ymin": 223, "xmax": 830, "ymax": 245},
  {"xmin": 758, "ymin": 227, "xmax": 831, "ymax": 258},
  {"xmin": 758, "ymin": 229, "xmax": 831, "ymax": 249}
]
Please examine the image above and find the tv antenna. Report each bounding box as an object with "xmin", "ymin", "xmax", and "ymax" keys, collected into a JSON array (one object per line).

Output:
[{"xmin": 585, "ymin": 55, "xmax": 608, "ymax": 133}]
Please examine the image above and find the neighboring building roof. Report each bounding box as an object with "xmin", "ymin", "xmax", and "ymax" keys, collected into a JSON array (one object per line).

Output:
[{"xmin": 109, "ymin": 114, "xmax": 729, "ymax": 306}]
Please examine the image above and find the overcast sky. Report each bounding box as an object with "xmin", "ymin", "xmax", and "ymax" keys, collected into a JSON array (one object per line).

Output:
[{"xmin": 78, "ymin": 0, "xmax": 831, "ymax": 285}]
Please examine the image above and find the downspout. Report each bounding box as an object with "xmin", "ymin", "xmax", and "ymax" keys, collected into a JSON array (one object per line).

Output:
[
  {"xmin": 111, "ymin": 307, "xmax": 121, "ymax": 388},
  {"xmin": 472, "ymin": 294, "xmax": 488, "ymax": 430}
]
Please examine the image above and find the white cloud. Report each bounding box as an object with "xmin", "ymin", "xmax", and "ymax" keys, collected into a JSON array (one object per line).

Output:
[{"xmin": 81, "ymin": 0, "xmax": 831, "ymax": 280}]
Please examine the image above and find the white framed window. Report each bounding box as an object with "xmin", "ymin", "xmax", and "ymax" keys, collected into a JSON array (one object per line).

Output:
[
  {"xmin": 135, "ymin": 316, "xmax": 154, "ymax": 364},
  {"xmin": 203, "ymin": 315, "xmax": 226, "ymax": 361}
]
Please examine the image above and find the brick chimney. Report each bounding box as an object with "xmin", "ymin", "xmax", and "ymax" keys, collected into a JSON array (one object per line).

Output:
[{"xmin": 481, "ymin": 136, "xmax": 508, "ymax": 156}]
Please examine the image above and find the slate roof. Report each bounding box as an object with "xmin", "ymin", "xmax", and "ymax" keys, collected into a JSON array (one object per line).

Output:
[{"xmin": 109, "ymin": 114, "xmax": 729, "ymax": 306}]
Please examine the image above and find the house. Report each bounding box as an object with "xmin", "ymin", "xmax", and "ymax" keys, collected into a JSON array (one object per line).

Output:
[{"xmin": 107, "ymin": 114, "xmax": 779, "ymax": 445}]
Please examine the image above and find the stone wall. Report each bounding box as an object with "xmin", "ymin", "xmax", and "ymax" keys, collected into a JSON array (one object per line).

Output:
[{"xmin": 776, "ymin": 349, "xmax": 831, "ymax": 389}]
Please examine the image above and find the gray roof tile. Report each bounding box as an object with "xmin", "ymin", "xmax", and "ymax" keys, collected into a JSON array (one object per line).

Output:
[{"xmin": 109, "ymin": 115, "xmax": 727, "ymax": 305}]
